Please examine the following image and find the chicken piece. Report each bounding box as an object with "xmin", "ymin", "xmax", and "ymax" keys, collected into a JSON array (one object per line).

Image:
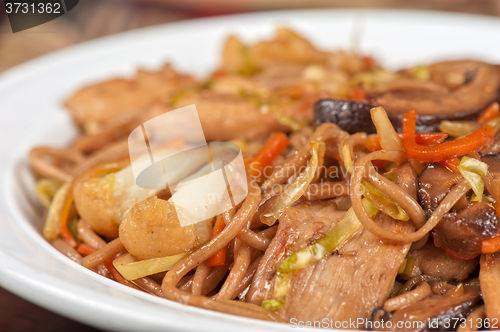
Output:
[
  {"xmin": 173, "ymin": 90, "xmax": 290, "ymax": 141},
  {"xmin": 387, "ymin": 286, "xmax": 481, "ymax": 332},
  {"xmin": 248, "ymin": 163, "xmax": 418, "ymax": 323},
  {"xmin": 65, "ymin": 64, "xmax": 197, "ymax": 132},
  {"xmin": 247, "ymin": 201, "xmax": 412, "ymax": 324},
  {"xmin": 479, "ymin": 252, "xmax": 500, "ymax": 321}
]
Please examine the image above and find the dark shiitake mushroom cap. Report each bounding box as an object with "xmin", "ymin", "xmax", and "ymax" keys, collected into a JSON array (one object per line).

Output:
[{"xmin": 314, "ymin": 61, "xmax": 500, "ymax": 133}]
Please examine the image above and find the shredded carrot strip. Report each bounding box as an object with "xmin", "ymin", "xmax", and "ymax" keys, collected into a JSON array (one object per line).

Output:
[
  {"xmin": 77, "ymin": 243, "xmax": 97, "ymax": 256},
  {"xmin": 440, "ymin": 157, "xmax": 461, "ymax": 173},
  {"xmin": 365, "ymin": 132, "xmax": 448, "ymax": 152},
  {"xmin": 76, "ymin": 160, "xmax": 128, "ymax": 181},
  {"xmin": 249, "ymin": 132, "xmax": 289, "ymax": 179},
  {"xmin": 59, "ymin": 187, "xmax": 76, "ymax": 247},
  {"xmin": 103, "ymin": 259, "xmax": 127, "ymax": 282},
  {"xmin": 206, "ymin": 215, "xmax": 227, "ymax": 267},
  {"xmin": 477, "ymin": 102, "xmax": 500, "ymax": 123},
  {"xmin": 102, "ymin": 259, "xmax": 142, "ymax": 291},
  {"xmin": 211, "ymin": 68, "xmax": 227, "ymax": 78},
  {"xmin": 349, "ymin": 87, "xmax": 366, "ymax": 101},
  {"xmin": 402, "ymin": 110, "xmax": 494, "ymax": 162},
  {"xmin": 482, "ymin": 235, "xmax": 500, "ymax": 254}
]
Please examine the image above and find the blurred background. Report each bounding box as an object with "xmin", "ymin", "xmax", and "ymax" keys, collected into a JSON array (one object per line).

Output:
[
  {"xmin": 0, "ymin": 0, "xmax": 499, "ymax": 331},
  {"xmin": 1, "ymin": 0, "xmax": 500, "ymax": 73}
]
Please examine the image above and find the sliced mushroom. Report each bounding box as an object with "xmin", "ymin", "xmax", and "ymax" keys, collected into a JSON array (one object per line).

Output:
[
  {"xmin": 409, "ymin": 242, "xmax": 478, "ymax": 282},
  {"xmin": 418, "ymin": 163, "xmax": 500, "ymax": 257},
  {"xmin": 369, "ymin": 60, "xmax": 500, "ymax": 132},
  {"xmin": 388, "ymin": 286, "xmax": 481, "ymax": 332},
  {"xmin": 418, "ymin": 163, "xmax": 463, "ymax": 217},
  {"xmin": 481, "ymin": 154, "xmax": 500, "ymax": 177},
  {"xmin": 479, "ymin": 252, "xmax": 500, "ymax": 321},
  {"xmin": 313, "ymin": 99, "xmax": 376, "ymax": 134}
]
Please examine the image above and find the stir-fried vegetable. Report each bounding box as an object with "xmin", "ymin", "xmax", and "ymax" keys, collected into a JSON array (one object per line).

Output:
[
  {"xmin": 206, "ymin": 215, "xmax": 227, "ymax": 267},
  {"xmin": 477, "ymin": 102, "xmax": 500, "ymax": 123},
  {"xmin": 362, "ymin": 180, "xmax": 409, "ymax": 221},
  {"xmin": 36, "ymin": 179, "xmax": 62, "ymax": 208},
  {"xmin": 365, "ymin": 133, "xmax": 448, "ymax": 152},
  {"xmin": 370, "ymin": 106, "xmax": 403, "ymax": 151},
  {"xmin": 260, "ymin": 140, "xmax": 325, "ymax": 226},
  {"xmin": 43, "ymin": 182, "xmax": 71, "ymax": 241},
  {"xmin": 59, "ymin": 188, "xmax": 77, "ymax": 247},
  {"xmin": 103, "ymin": 259, "xmax": 142, "ymax": 291},
  {"xmin": 440, "ymin": 157, "xmax": 461, "ymax": 173},
  {"xmin": 439, "ymin": 121, "xmax": 483, "ymax": 138},
  {"xmin": 113, "ymin": 252, "xmax": 188, "ymax": 280},
  {"xmin": 399, "ymin": 256, "xmax": 417, "ymax": 276},
  {"xmin": 340, "ymin": 144, "xmax": 354, "ymax": 174},
  {"xmin": 249, "ymin": 132, "xmax": 290, "ymax": 179},
  {"xmin": 458, "ymin": 156, "xmax": 489, "ymax": 202},
  {"xmin": 403, "ymin": 110, "xmax": 494, "ymax": 162},
  {"xmin": 343, "ymin": 136, "xmax": 409, "ymax": 221},
  {"xmin": 439, "ymin": 105, "xmax": 500, "ymax": 137},
  {"xmin": 482, "ymin": 235, "xmax": 500, "ymax": 254},
  {"xmin": 262, "ymin": 199, "xmax": 378, "ymax": 310},
  {"xmin": 77, "ymin": 243, "xmax": 97, "ymax": 256}
]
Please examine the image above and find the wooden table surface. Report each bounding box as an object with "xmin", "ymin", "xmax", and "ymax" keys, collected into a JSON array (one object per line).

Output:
[{"xmin": 1, "ymin": 0, "xmax": 500, "ymax": 331}]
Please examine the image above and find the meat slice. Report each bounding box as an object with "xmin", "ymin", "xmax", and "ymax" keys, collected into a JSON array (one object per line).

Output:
[
  {"xmin": 408, "ymin": 242, "xmax": 478, "ymax": 281},
  {"xmin": 387, "ymin": 286, "xmax": 481, "ymax": 332},
  {"xmin": 247, "ymin": 200, "xmax": 345, "ymax": 305},
  {"xmin": 419, "ymin": 163, "xmax": 500, "ymax": 257},
  {"xmin": 174, "ymin": 90, "xmax": 289, "ymax": 141},
  {"xmin": 65, "ymin": 64, "xmax": 197, "ymax": 132},
  {"xmin": 479, "ymin": 252, "xmax": 500, "ymax": 321},
  {"xmin": 281, "ymin": 214, "xmax": 412, "ymax": 323},
  {"xmin": 247, "ymin": 203, "xmax": 413, "ymax": 323}
]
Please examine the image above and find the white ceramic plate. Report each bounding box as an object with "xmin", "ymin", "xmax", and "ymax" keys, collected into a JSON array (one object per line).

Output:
[{"xmin": 1, "ymin": 9, "xmax": 500, "ymax": 332}]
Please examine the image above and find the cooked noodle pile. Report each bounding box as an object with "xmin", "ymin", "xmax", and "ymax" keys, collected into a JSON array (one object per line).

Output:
[{"xmin": 29, "ymin": 28, "xmax": 500, "ymax": 330}]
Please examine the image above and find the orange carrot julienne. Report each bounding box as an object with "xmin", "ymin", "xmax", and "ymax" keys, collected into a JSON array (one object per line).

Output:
[
  {"xmin": 349, "ymin": 87, "xmax": 366, "ymax": 101},
  {"xmin": 59, "ymin": 186, "xmax": 77, "ymax": 247},
  {"xmin": 482, "ymin": 234, "xmax": 500, "ymax": 254},
  {"xmin": 402, "ymin": 110, "xmax": 494, "ymax": 162},
  {"xmin": 477, "ymin": 102, "xmax": 500, "ymax": 124},
  {"xmin": 206, "ymin": 215, "xmax": 227, "ymax": 267},
  {"xmin": 440, "ymin": 157, "xmax": 461, "ymax": 173},
  {"xmin": 413, "ymin": 132, "xmax": 449, "ymax": 146},
  {"xmin": 103, "ymin": 259, "xmax": 127, "ymax": 283},
  {"xmin": 365, "ymin": 132, "xmax": 448, "ymax": 152},
  {"xmin": 103, "ymin": 259, "xmax": 144, "ymax": 291},
  {"xmin": 77, "ymin": 243, "xmax": 97, "ymax": 256},
  {"xmin": 211, "ymin": 68, "xmax": 227, "ymax": 78},
  {"xmin": 249, "ymin": 132, "xmax": 289, "ymax": 179}
]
